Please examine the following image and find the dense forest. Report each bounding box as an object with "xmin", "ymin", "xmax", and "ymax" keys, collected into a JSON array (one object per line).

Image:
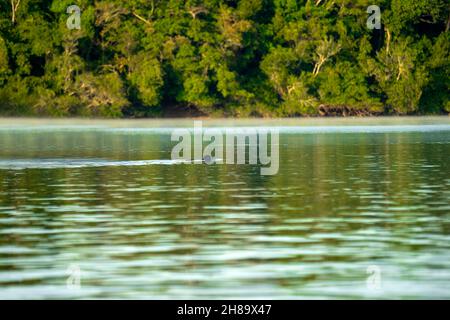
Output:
[{"xmin": 0, "ymin": 0, "xmax": 449, "ymax": 117}]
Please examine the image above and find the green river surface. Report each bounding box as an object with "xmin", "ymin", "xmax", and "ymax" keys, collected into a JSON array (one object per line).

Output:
[{"xmin": 0, "ymin": 117, "xmax": 449, "ymax": 299}]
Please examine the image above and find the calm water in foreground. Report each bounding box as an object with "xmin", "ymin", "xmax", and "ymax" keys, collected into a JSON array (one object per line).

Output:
[{"xmin": 0, "ymin": 117, "xmax": 449, "ymax": 299}]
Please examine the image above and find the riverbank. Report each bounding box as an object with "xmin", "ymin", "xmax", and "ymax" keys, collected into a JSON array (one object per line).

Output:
[
  {"xmin": 161, "ymin": 104, "xmax": 447, "ymax": 118},
  {"xmin": 1, "ymin": 101, "xmax": 448, "ymax": 119}
]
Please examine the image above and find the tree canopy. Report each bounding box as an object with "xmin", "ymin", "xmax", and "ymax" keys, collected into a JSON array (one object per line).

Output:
[{"xmin": 0, "ymin": 0, "xmax": 448, "ymax": 117}]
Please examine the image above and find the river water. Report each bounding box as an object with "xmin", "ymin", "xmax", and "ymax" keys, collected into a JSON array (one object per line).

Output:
[{"xmin": 0, "ymin": 117, "xmax": 449, "ymax": 299}]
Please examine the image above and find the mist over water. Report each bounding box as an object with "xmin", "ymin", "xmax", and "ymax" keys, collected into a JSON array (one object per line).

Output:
[{"xmin": 0, "ymin": 118, "xmax": 449, "ymax": 299}]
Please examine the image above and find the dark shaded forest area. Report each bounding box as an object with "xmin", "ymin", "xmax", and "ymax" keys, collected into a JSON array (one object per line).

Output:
[{"xmin": 0, "ymin": 0, "xmax": 449, "ymax": 117}]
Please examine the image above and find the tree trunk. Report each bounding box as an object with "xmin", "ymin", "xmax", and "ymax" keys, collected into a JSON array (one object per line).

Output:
[
  {"xmin": 313, "ymin": 56, "xmax": 326, "ymax": 77},
  {"xmin": 11, "ymin": 0, "xmax": 21, "ymax": 24},
  {"xmin": 386, "ymin": 28, "xmax": 391, "ymax": 54}
]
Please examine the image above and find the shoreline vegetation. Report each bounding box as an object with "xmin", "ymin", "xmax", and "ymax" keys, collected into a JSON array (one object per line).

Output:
[{"xmin": 0, "ymin": 1, "xmax": 449, "ymax": 118}]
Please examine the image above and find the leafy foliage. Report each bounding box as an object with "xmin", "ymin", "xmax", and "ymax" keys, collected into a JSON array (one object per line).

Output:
[{"xmin": 0, "ymin": 0, "xmax": 448, "ymax": 117}]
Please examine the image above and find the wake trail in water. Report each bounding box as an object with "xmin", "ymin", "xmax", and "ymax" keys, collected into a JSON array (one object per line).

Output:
[{"xmin": 0, "ymin": 158, "xmax": 204, "ymax": 170}]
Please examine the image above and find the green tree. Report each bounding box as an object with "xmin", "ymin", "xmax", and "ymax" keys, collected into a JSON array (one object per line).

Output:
[{"xmin": 0, "ymin": 0, "xmax": 448, "ymax": 117}]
